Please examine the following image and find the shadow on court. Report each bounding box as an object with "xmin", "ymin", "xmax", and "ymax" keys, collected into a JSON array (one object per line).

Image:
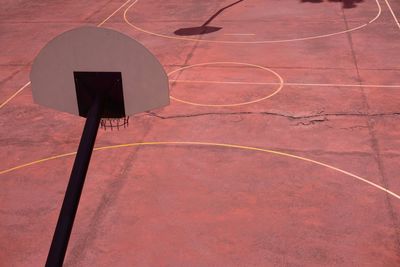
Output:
[
  {"xmin": 174, "ymin": 0, "xmax": 244, "ymax": 36},
  {"xmin": 174, "ymin": 0, "xmax": 364, "ymax": 37},
  {"xmin": 301, "ymin": 0, "xmax": 364, "ymax": 9}
]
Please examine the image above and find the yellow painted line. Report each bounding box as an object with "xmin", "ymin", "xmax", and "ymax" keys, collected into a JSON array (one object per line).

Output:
[
  {"xmin": 0, "ymin": 152, "xmax": 77, "ymax": 175},
  {"xmin": 169, "ymin": 79, "xmax": 400, "ymax": 88},
  {"xmin": 0, "ymin": 1, "xmax": 131, "ymax": 110},
  {"xmin": 0, "ymin": 81, "xmax": 31, "ymax": 109},
  {"xmin": 384, "ymin": 0, "xmax": 400, "ymax": 30},
  {"xmin": 167, "ymin": 62, "xmax": 284, "ymax": 107},
  {"xmin": 1, "ymin": 141, "xmax": 400, "ymax": 201},
  {"xmin": 123, "ymin": 0, "xmax": 382, "ymax": 43},
  {"xmin": 97, "ymin": 0, "xmax": 132, "ymax": 27}
]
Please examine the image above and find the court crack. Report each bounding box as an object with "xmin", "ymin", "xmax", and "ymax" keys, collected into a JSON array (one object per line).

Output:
[{"xmin": 145, "ymin": 111, "xmax": 400, "ymax": 120}]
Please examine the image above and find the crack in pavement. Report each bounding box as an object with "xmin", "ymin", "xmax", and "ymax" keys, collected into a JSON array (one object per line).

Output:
[{"xmin": 145, "ymin": 111, "xmax": 400, "ymax": 120}]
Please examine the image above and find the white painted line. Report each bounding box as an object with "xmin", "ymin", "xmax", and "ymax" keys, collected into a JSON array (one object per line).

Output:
[
  {"xmin": 384, "ymin": 0, "xmax": 400, "ymax": 30},
  {"xmin": 97, "ymin": 0, "xmax": 132, "ymax": 27},
  {"xmin": 0, "ymin": 1, "xmax": 131, "ymax": 110},
  {"xmin": 285, "ymin": 82, "xmax": 400, "ymax": 88},
  {"xmin": 0, "ymin": 81, "xmax": 31, "ymax": 109},
  {"xmin": 224, "ymin": 33, "xmax": 256, "ymax": 36},
  {"xmin": 169, "ymin": 79, "xmax": 400, "ymax": 88},
  {"xmin": 124, "ymin": 0, "xmax": 382, "ymax": 43}
]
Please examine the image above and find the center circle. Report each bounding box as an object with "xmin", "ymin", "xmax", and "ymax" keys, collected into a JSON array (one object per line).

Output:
[
  {"xmin": 168, "ymin": 62, "xmax": 284, "ymax": 107},
  {"xmin": 124, "ymin": 0, "xmax": 381, "ymax": 44}
]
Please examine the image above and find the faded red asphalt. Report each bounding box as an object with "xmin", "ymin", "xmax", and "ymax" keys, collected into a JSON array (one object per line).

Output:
[{"xmin": 1, "ymin": 0, "xmax": 400, "ymax": 266}]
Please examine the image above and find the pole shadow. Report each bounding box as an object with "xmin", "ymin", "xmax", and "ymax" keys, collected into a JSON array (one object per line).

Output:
[{"xmin": 174, "ymin": 0, "xmax": 244, "ymax": 36}]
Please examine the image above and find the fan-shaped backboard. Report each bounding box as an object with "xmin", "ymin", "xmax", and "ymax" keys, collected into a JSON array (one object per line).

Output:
[{"xmin": 30, "ymin": 26, "xmax": 169, "ymax": 117}]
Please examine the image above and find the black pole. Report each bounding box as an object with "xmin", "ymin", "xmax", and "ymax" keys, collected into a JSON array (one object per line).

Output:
[{"xmin": 45, "ymin": 94, "xmax": 104, "ymax": 267}]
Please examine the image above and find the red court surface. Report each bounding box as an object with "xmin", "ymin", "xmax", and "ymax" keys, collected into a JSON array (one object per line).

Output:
[{"xmin": 1, "ymin": 0, "xmax": 400, "ymax": 266}]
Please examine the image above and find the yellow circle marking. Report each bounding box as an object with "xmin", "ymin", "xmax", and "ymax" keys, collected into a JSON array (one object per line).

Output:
[
  {"xmin": 1, "ymin": 141, "xmax": 399, "ymax": 200},
  {"xmin": 123, "ymin": 0, "xmax": 382, "ymax": 44},
  {"xmin": 167, "ymin": 62, "xmax": 284, "ymax": 107}
]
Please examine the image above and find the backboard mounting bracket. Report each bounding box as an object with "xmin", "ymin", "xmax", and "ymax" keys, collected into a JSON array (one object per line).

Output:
[{"xmin": 73, "ymin": 71, "xmax": 126, "ymax": 118}]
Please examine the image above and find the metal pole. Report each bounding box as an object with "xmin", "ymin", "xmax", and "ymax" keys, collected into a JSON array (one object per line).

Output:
[{"xmin": 45, "ymin": 94, "xmax": 104, "ymax": 267}]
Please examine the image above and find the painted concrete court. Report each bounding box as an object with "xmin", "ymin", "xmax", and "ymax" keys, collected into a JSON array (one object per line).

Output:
[{"xmin": 1, "ymin": 0, "xmax": 400, "ymax": 266}]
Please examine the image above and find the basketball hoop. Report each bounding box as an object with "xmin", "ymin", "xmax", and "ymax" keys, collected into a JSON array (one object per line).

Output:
[
  {"xmin": 30, "ymin": 26, "xmax": 169, "ymax": 267},
  {"xmin": 100, "ymin": 116, "xmax": 130, "ymax": 130}
]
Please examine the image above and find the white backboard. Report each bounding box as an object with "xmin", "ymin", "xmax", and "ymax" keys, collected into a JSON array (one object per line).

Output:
[{"xmin": 30, "ymin": 26, "xmax": 169, "ymax": 116}]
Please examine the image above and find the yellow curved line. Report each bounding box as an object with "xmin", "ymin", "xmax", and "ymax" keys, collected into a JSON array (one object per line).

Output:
[
  {"xmin": 0, "ymin": 151, "xmax": 77, "ymax": 175},
  {"xmin": 1, "ymin": 141, "xmax": 399, "ymax": 200},
  {"xmin": 167, "ymin": 62, "xmax": 284, "ymax": 107},
  {"xmin": 123, "ymin": 0, "xmax": 382, "ymax": 44}
]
